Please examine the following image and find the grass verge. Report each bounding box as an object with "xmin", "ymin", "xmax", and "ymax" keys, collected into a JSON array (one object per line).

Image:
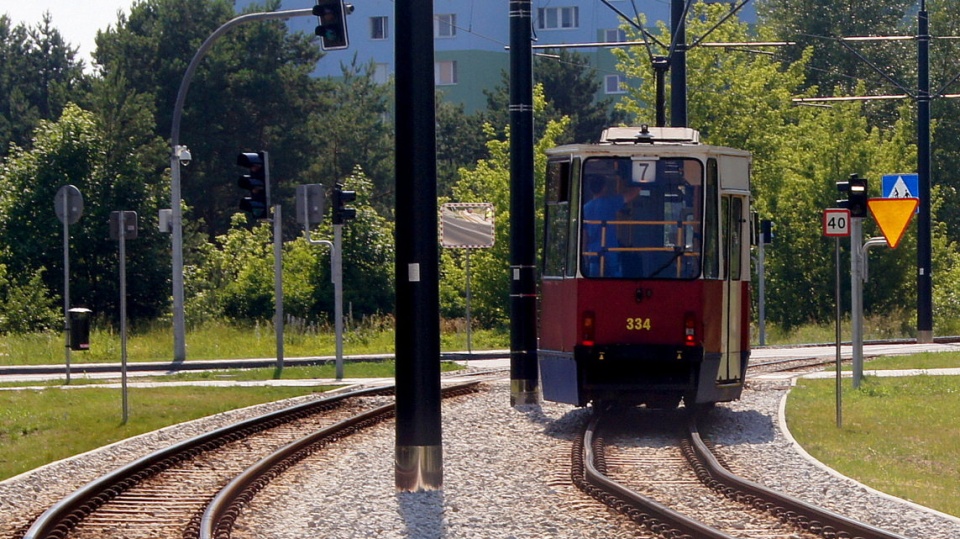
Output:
[
  {"xmin": 785, "ymin": 373, "xmax": 960, "ymax": 517},
  {"xmin": 0, "ymin": 385, "xmax": 328, "ymax": 481},
  {"xmin": 0, "ymin": 361, "xmax": 464, "ymax": 481},
  {"xmin": 0, "ymin": 319, "xmax": 509, "ymax": 366}
]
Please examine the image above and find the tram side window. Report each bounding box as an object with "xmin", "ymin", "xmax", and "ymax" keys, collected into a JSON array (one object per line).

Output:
[
  {"xmin": 543, "ymin": 159, "xmax": 571, "ymax": 277},
  {"xmin": 565, "ymin": 158, "xmax": 582, "ymax": 277},
  {"xmin": 703, "ymin": 159, "xmax": 720, "ymax": 279},
  {"xmin": 728, "ymin": 197, "xmax": 743, "ymax": 280}
]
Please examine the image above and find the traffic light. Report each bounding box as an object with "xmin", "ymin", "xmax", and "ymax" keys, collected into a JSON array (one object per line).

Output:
[
  {"xmin": 238, "ymin": 152, "xmax": 268, "ymax": 219},
  {"xmin": 760, "ymin": 219, "xmax": 773, "ymax": 244},
  {"xmin": 837, "ymin": 173, "xmax": 869, "ymax": 218},
  {"xmin": 332, "ymin": 183, "xmax": 357, "ymax": 224},
  {"xmin": 313, "ymin": 0, "xmax": 351, "ymax": 50},
  {"xmin": 847, "ymin": 174, "xmax": 868, "ymax": 218}
]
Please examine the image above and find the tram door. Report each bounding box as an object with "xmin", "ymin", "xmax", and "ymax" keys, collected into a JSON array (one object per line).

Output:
[{"xmin": 718, "ymin": 194, "xmax": 746, "ymax": 384}]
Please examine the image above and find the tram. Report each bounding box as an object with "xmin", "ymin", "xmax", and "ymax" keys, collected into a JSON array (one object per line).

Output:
[{"xmin": 538, "ymin": 125, "xmax": 752, "ymax": 408}]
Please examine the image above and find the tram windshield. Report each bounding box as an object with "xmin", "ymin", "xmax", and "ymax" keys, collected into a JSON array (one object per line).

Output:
[{"xmin": 581, "ymin": 157, "xmax": 703, "ymax": 279}]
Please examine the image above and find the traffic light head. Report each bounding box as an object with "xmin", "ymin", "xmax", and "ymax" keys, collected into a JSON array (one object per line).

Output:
[
  {"xmin": 837, "ymin": 173, "xmax": 868, "ymax": 218},
  {"xmin": 313, "ymin": 0, "xmax": 352, "ymax": 50},
  {"xmin": 238, "ymin": 152, "xmax": 268, "ymax": 219},
  {"xmin": 332, "ymin": 183, "xmax": 357, "ymax": 225}
]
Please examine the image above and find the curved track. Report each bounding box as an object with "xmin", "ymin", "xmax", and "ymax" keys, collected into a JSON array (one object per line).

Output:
[
  {"xmin": 574, "ymin": 410, "xmax": 912, "ymax": 539},
  {"xmin": 22, "ymin": 382, "xmax": 481, "ymax": 539}
]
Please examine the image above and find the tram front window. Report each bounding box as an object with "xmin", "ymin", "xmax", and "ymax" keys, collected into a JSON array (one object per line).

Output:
[{"xmin": 580, "ymin": 157, "xmax": 703, "ymax": 279}]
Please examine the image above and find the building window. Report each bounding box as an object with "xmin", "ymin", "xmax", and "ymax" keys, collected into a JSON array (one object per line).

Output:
[
  {"xmin": 604, "ymin": 28, "xmax": 626, "ymax": 42},
  {"xmin": 537, "ymin": 7, "xmax": 579, "ymax": 30},
  {"xmin": 370, "ymin": 16, "xmax": 388, "ymax": 40},
  {"xmin": 605, "ymin": 74, "xmax": 625, "ymax": 94},
  {"xmin": 435, "ymin": 14, "xmax": 457, "ymax": 38},
  {"xmin": 435, "ymin": 60, "xmax": 458, "ymax": 85},
  {"xmin": 373, "ymin": 63, "xmax": 390, "ymax": 84}
]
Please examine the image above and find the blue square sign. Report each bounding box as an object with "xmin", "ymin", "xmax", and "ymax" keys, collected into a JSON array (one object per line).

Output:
[{"xmin": 882, "ymin": 174, "xmax": 919, "ymax": 199}]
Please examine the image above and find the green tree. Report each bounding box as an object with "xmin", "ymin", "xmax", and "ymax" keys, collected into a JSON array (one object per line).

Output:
[
  {"xmin": 94, "ymin": 0, "xmax": 328, "ymax": 237},
  {"xmin": 188, "ymin": 167, "xmax": 393, "ymax": 323},
  {"xmin": 484, "ymin": 49, "xmax": 624, "ymax": 144},
  {"xmin": 755, "ymin": 0, "xmax": 915, "ymax": 99},
  {"xmin": 614, "ymin": 3, "xmax": 921, "ymax": 330},
  {"xmin": 0, "ymin": 263, "xmax": 59, "ymax": 334},
  {"xmin": 306, "ymin": 61, "xmax": 394, "ymax": 218},
  {"xmin": 0, "ymin": 104, "xmax": 170, "ymax": 324},
  {"xmin": 436, "ymin": 97, "xmax": 488, "ymax": 199},
  {"xmin": 0, "ymin": 13, "xmax": 87, "ymax": 156},
  {"xmin": 535, "ymin": 49, "xmax": 627, "ymax": 143},
  {"xmin": 441, "ymin": 87, "xmax": 568, "ymax": 327},
  {"xmin": 927, "ymin": 0, "xmax": 960, "ymax": 245}
]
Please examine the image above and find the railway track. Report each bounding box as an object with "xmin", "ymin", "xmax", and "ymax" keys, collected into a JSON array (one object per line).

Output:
[
  {"xmin": 573, "ymin": 409, "xmax": 912, "ymax": 539},
  {"xmin": 20, "ymin": 382, "xmax": 482, "ymax": 539}
]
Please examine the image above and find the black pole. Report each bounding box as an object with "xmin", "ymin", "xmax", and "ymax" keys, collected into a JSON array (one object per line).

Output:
[
  {"xmin": 394, "ymin": 0, "xmax": 443, "ymax": 490},
  {"xmin": 509, "ymin": 0, "xmax": 539, "ymax": 406},
  {"xmin": 917, "ymin": 0, "xmax": 933, "ymax": 343},
  {"xmin": 670, "ymin": 0, "xmax": 687, "ymax": 127},
  {"xmin": 653, "ymin": 57, "xmax": 669, "ymax": 127}
]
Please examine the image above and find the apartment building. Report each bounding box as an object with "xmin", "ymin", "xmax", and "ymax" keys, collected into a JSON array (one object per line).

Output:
[{"xmin": 240, "ymin": 1, "xmax": 755, "ymax": 112}]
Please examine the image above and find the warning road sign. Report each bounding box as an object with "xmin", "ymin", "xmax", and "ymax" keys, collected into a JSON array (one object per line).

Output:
[{"xmin": 867, "ymin": 198, "xmax": 919, "ymax": 248}]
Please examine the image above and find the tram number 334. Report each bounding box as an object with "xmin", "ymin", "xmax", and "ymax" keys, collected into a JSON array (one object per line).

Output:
[{"xmin": 626, "ymin": 317, "xmax": 652, "ymax": 331}]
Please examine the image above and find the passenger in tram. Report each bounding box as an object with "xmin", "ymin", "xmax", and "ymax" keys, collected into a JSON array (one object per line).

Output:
[{"xmin": 582, "ymin": 174, "xmax": 638, "ymax": 277}]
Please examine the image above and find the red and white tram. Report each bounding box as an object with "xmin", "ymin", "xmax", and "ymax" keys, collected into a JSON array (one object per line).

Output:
[{"xmin": 538, "ymin": 126, "xmax": 752, "ymax": 408}]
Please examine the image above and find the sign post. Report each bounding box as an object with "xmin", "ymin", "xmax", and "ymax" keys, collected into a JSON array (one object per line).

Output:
[
  {"xmin": 440, "ymin": 203, "xmax": 495, "ymax": 354},
  {"xmin": 824, "ymin": 208, "xmax": 850, "ymax": 427},
  {"xmin": 111, "ymin": 211, "xmax": 138, "ymax": 423},
  {"xmin": 55, "ymin": 185, "xmax": 83, "ymax": 384}
]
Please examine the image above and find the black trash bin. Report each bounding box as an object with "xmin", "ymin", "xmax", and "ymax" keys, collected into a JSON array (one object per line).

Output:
[{"xmin": 68, "ymin": 308, "xmax": 92, "ymax": 351}]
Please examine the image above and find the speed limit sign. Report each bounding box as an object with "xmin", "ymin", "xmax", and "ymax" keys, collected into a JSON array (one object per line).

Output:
[{"xmin": 823, "ymin": 208, "xmax": 851, "ymax": 237}]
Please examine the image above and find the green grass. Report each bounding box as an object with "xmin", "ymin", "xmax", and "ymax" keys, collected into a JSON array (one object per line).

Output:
[
  {"xmin": 0, "ymin": 385, "xmax": 328, "ymax": 481},
  {"xmin": 0, "ymin": 361, "xmax": 464, "ymax": 480},
  {"xmin": 0, "ymin": 318, "xmax": 510, "ymax": 366},
  {"xmin": 755, "ymin": 309, "xmax": 921, "ymax": 346},
  {"xmin": 858, "ymin": 351, "xmax": 960, "ymax": 370},
  {"xmin": 0, "ymin": 360, "xmax": 466, "ymax": 388},
  {"xmin": 786, "ymin": 371, "xmax": 960, "ymax": 517}
]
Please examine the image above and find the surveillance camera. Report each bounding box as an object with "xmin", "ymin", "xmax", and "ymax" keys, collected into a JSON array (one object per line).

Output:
[{"xmin": 176, "ymin": 145, "xmax": 192, "ymax": 167}]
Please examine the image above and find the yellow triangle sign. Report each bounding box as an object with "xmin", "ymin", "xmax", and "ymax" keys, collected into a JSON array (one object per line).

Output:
[{"xmin": 868, "ymin": 198, "xmax": 918, "ymax": 248}]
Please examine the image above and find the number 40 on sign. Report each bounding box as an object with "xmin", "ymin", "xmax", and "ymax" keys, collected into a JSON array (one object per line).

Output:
[{"xmin": 823, "ymin": 208, "xmax": 851, "ymax": 237}]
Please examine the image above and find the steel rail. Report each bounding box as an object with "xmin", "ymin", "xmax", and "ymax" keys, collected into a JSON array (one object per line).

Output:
[
  {"xmin": 197, "ymin": 381, "xmax": 482, "ymax": 539},
  {"xmin": 576, "ymin": 414, "xmax": 736, "ymax": 539},
  {"xmin": 22, "ymin": 385, "xmax": 395, "ymax": 539},
  {"xmin": 685, "ymin": 419, "xmax": 911, "ymax": 539}
]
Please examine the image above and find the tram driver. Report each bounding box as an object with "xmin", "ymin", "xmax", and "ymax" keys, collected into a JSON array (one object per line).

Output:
[{"xmin": 582, "ymin": 172, "xmax": 639, "ymax": 277}]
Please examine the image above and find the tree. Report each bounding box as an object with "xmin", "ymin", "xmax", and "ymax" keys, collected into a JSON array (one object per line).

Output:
[
  {"xmin": 535, "ymin": 48, "xmax": 627, "ymax": 143},
  {"xmin": 94, "ymin": 0, "xmax": 328, "ymax": 237},
  {"xmin": 0, "ymin": 13, "xmax": 87, "ymax": 156},
  {"xmin": 305, "ymin": 61, "xmax": 394, "ymax": 218},
  {"xmin": 436, "ymin": 96, "xmax": 488, "ymax": 199},
  {"xmin": 755, "ymin": 0, "xmax": 915, "ymax": 97},
  {"xmin": 484, "ymin": 49, "xmax": 625, "ymax": 144},
  {"xmin": 187, "ymin": 167, "xmax": 394, "ymax": 323},
  {"xmin": 441, "ymin": 87, "xmax": 568, "ymax": 327},
  {"xmin": 614, "ymin": 3, "xmax": 921, "ymax": 330},
  {"xmin": 0, "ymin": 104, "xmax": 170, "ymax": 324}
]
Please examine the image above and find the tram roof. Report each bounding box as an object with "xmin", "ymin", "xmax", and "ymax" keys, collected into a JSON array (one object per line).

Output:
[{"xmin": 546, "ymin": 126, "xmax": 751, "ymax": 160}]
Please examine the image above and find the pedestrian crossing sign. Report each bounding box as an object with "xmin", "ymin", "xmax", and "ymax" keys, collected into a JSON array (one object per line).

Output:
[
  {"xmin": 882, "ymin": 174, "xmax": 919, "ymax": 199},
  {"xmin": 867, "ymin": 198, "xmax": 919, "ymax": 248}
]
